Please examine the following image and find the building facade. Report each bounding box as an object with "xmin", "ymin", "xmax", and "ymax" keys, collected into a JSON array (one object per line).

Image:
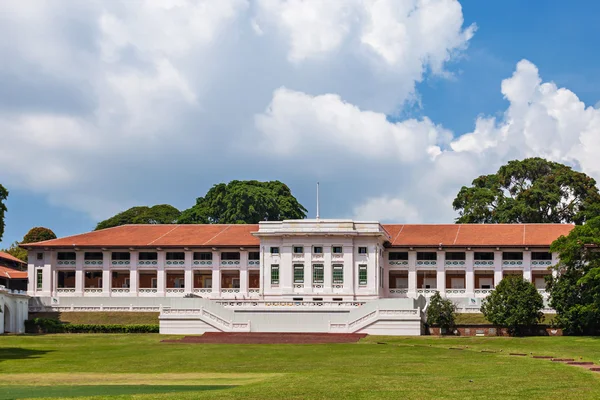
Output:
[{"xmin": 24, "ymin": 220, "xmax": 572, "ymax": 304}]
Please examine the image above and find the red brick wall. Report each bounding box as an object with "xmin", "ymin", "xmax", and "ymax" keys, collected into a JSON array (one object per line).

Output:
[{"xmin": 428, "ymin": 325, "xmax": 563, "ymax": 336}]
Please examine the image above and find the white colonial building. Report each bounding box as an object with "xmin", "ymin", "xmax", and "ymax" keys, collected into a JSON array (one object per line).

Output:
[{"xmin": 23, "ymin": 220, "xmax": 572, "ymax": 335}]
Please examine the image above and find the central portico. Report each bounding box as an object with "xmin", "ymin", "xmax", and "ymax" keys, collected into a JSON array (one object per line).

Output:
[{"xmin": 254, "ymin": 219, "xmax": 389, "ymax": 301}]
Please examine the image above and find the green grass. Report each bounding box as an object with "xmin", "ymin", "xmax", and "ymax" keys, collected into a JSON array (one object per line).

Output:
[
  {"xmin": 0, "ymin": 334, "xmax": 599, "ymax": 399},
  {"xmin": 28, "ymin": 312, "xmax": 159, "ymax": 325}
]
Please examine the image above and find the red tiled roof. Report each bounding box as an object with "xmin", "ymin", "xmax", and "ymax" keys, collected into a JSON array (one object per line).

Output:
[
  {"xmin": 21, "ymin": 223, "xmax": 574, "ymax": 249},
  {"xmin": 385, "ymin": 224, "xmax": 574, "ymax": 247},
  {"xmin": 0, "ymin": 251, "xmax": 26, "ymax": 264},
  {"xmin": 0, "ymin": 266, "xmax": 27, "ymax": 280},
  {"xmin": 23, "ymin": 224, "xmax": 261, "ymax": 249}
]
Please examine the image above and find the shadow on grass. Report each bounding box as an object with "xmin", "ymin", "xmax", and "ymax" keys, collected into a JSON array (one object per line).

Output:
[
  {"xmin": 0, "ymin": 385, "xmax": 236, "ymax": 399},
  {"xmin": 0, "ymin": 348, "xmax": 52, "ymax": 362}
]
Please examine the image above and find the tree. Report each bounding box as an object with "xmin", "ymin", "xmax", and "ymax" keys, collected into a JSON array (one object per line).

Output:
[
  {"xmin": 480, "ymin": 275, "xmax": 544, "ymax": 335},
  {"xmin": 453, "ymin": 158, "xmax": 600, "ymax": 224},
  {"xmin": 1, "ymin": 241, "xmax": 28, "ymax": 263},
  {"xmin": 547, "ymin": 216, "xmax": 600, "ymax": 335},
  {"xmin": 95, "ymin": 205, "xmax": 181, "ymax": 230},
  {"xmin": 0, "ymin": 184, "xmax": 8, "ymax": 242},
  {"xmin": 178, "ymin": 180, "xmax": 307, "ymax": 224},
  {"xmin": 426, "ymin": 292, "xmax": 457, "ymax": 334},
  {"xmin": 22, "ymin": 227, "xmax": 57, "ymax": 244}
]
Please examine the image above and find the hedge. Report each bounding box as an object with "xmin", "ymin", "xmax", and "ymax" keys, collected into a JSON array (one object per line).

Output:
[{"xmin": 25, "ymin": 318, "xmax": 159, "ymax": 334}]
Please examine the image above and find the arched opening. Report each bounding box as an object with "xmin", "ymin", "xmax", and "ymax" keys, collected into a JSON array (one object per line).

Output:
[{"xmin": 4, "ymin": 303, "xmax": 12, "ymax": 333}]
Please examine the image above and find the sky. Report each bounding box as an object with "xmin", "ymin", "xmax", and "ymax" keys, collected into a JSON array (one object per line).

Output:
[{"xmin": 2, "ymin": 0, "xmax": 600, "ymax": 247}]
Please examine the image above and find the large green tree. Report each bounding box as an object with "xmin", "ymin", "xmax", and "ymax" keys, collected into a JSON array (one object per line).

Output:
[
  {"xmin": 22, "ymin": 227, "xmax": 57, "ymax": 244},
  {"xmin": 426, "ymin": 291, "xmax": 457, "ymax": 334},
  {"xmin": 95, "ymin": 205, "xmax": 181, "ymax": 230},
  {"xmin": 178, "ymin": 180, "xmax": 307, "ymax": 224},
  {"xmin": 547, "ymin": 216, "xmax": 600, "ymax": 335},
  {"xmin": 1, "ymin": 241, "xmax": 27, "ymax": 263},
  {"xmin": 480, "ymin": 275, "xmax": 544, "ymax": 336},
  {"xmin": 453, "ymin": 158, "xmax": 600, "ymax": 224},
  {"xmin": 0, "ymin": 184, "xmax": 8, "ymax": 242}
]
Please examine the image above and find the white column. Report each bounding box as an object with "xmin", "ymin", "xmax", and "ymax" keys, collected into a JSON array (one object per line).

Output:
[
  {"xmin": 211, "ymin": 250, "xmax": 221, "ymax": 297},
  {"xmin": 436, "ymin": 251, "xmax": 445, "ymax": 294},
  {"xmin": 102, "ymin": 251, "xmax": 111, "ymax": 295},
  {"xmin": 343, "ymin": 244, "xmax": 354, "ymax": 295},
  {"xmin": 408, "ymin": 250, "xmax": 417, "ymax": 297},
  {"xmin": 239, "ymin": 251, "xmax": 248, "ymax": 296},
  {"xmin": 129, "ymin": 251, "xmax": 138, "ymax": 296},
  {"xmin": 466, "ymin": 251, "xmax": 475, "ymax": 296},
  {"xmin": 523, "ymin": 250, "xmax": 532, "ymax": 282},
  {"xmin": 75, "ymin": 251, "xmax": 84, "ymax": 295},
  {"xmin": 43, "ymin": 251, "xmax": 54, "ymax": 295},
  {"xmin": 184, "ymin": 251, "xmax": 193, "ymax": 294},
  {"xmin": 494, "ymin": 250, "xmax": 503, "ymax": 287},
  {"xmin": 27, "ymin": 253, "xmax": 36, "ymax": 296},
  {"xmin": 157, "ymin": 251, "xmax": 165, "ymax": 296},
  {"xmin": 304, "ymin": 246, "xmax": 312, "ymax": 291},
  {"xmin": 324, "ymin": 246, "xmax": 332, "ymax": 292},
  {"xmin": 382, "ymin": 248, "xmax": 390, "ymax": 295},
  {"xmin": 281, "ymin": 245, "xmax": 293, "ymax": 292}
]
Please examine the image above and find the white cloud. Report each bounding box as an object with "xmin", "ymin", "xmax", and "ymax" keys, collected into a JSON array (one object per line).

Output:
[{"xmin": 353, "ymin": 196, "xmax": 421, "ymax": 222}]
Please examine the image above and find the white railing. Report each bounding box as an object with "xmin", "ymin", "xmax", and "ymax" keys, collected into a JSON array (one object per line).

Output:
[
  {"xmin": 474, "ymin": 289, "xmax": 493, "ymax": 296},
  {"xmin": 166, "ymin": 260, "xmax": 185, "ymax": 266},
  {"xmin": 112, "ymin": 260, "xmax": 131, "ymax": 266},
  {"xmin": 138, "ymin": 260, "xmax": 158, "ymax": 266},
  {"xmin": 221, "ymin": 260, "xmax": 240, "ymax": 266},
  {"xmin": 111, "ymin": 288, "xmax": 130, "ymax": 294},
  {"xmin": 389, "ymin": 261, "xmax": 408, "ymax": 266},
  {"xmin": 445, "ymin": 261, "xmax": 466, "ymax": 266},
  {"xmin": 193, "ymin": 288, "xmax": 212, "ymax": 294},
  {"xmin": 248, "ymin": 260, "xmax": 260, "ymax": 266},
  {"xmin": 416, "ymin": 289, "xmax": 436, "ymax": 295},
  {"xmin": 532, "ymin": 260, "xmax": 553, "ymax": 266},
  {"xmin": 30, "ymin": 305, "xmax": 161, "ymax": 312},
  {"xmin": 312, "ymin": 283, "xmax": 324, "ymax": 289},
  {"xmin": 57, "ymin": 260, "xmax": 76, "ymax": 266},
  {"xmin": 56, "ymin": 288, "xmax": 76, "ymax": 294},
  {"xmin": 166, "ymin": 288, "xmax": 185, "ymax": 294},
  {"xmin": 333, "ymin": 284, "xmax": 343, "ymax": 289},
  {"xmin": 389, "ymin": 288, "xmax": 408, "ymax": 294},
  {"xmin": 446, "ymin": 289, "xmax": 466, "ymax": 296},
  {"xmin": 474, "ymin": 260, "xmax": 494, "ymax": 267},
  {"xmin": 193, "ymin": 260, "xmax": 212, "ymax": 266},
  {"xmin": 416, "ymin": 261, "xmax": 437, "ymax": 266},
  {"xmin": 139, "ymin": 288, "xmax": 158, "ymax": 294},
  {"xmin": 84, "ymin": 260, "xmax": 103, "ymax": 266},
  {"xmin": 221, "ymin": 288, "xmax": 240, "ymax": 293},
  {"xmin": 248, "ymin": 288, "xmax": 260, "ymax": 294},
  {"xmin": 84, "ymin": 288, "xmax": 102, "ymax": 294},
  {"xmin": 216, "ymin": 301, "xmax": 365, "ymax": 309},
  {"xmin": 502, "ymin": 260, "xmax": 523, "ymax": 266}
]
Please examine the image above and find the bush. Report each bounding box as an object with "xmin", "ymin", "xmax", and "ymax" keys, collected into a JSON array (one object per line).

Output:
[
  {"xmin": 25, "ymin": 318, "xmax": 159, "ymax": 334},
  {"xmin": 481, "ymin": 275, "xmax": 544, "ymax": 336},
  {"xmin": 426, "ymin": 292, "xmax": 457, "ymax": 334}
]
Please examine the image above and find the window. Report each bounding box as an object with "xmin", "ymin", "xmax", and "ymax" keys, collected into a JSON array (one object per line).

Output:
[
  {"xmin": 84, "ymin": 252, "xmax": 103, "ymax": 261},
  {"xmin": 271, "ymin": 264, "xmax": 280, "ymax": 284},
  {"xmin": 221, "ymin": 252, "xmax": 240, "ymax": 260},
  {"xmin": 166, "ymin": 252, "xmax": 184, "ymax": 260},
  {"xmin": 474, "ymin": 252, "xmax": 494, "ymax": 261},
  {"xmin": 139, "ymin": 252, "xmax": 158, "ymax": 261},
  {"xmin": 532, "ymin": 252, "xmax": 552, "ymax": 261},
  {"xmin": 57, "ymin": 252, "xmax": 76, "ymax": 261},
  {"xmin": 445, "ymin": 252, "xmax": 466, "ymax": 261},
  {"xmin": 36, "ymin": 269, "xmax": 43, "ymax": 290},
  {"xmin": 332, "ymin": 264, "xmax": 344, "ymax": 284},
  {"xmin": 313, "ymin": 246, "xmax": 323, "ymax": 254},
  {"xmin": 294, "ymin": 264, "xmax": 304, "ymax": 283},
  {"xmin": 389, "ymin": 252, "xmax": 408, "ymax": 260},
  {"xmin": 36, "ymin": 253, "xmax": 44, "ymax": 261},
  {"xmin": 248, "ymin": 251, "xmax": 260, "ymax": 260},
  {"xmin": 293, "ymin": 246, "xmax": 304, "ymax": 254},
  {"xmin": 503, "ymin": 252, "xmax": 523, "ymax": 261},
  {"xmin": 312, "ymin": 264, "xmax": 324, "ymax": 283},
  {"xmin": 270, "ymin": 247, "xmax": 280, "ymax": 255},
  {"xmin": 417, "ymin": 252, "xmax": 437, "ymax": 261},
  {"xmin": 193, "ymin": 252, "xmax": 212, "ymax": 260},
  {"xmin": 332, "ymin": 246, "xmax": 343, "ymax": 254},
  {"xmin": 358, "ymin": 247, "xmax": 368, "ymax": 254},
  {"xmin": 112, "ymin": 252, "xmax": 130, "ymax": 261},
  {"xmin": 358, "ymin": 264, "xmax": 367, "ymax": 286}
]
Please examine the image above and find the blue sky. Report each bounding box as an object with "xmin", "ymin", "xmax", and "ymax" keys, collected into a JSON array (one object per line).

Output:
[{"xmin": 2, "ymin": 0, "xmax": 600, "ymax": 248}]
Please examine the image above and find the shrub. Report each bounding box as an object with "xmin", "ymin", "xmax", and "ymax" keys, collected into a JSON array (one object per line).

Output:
[
  {"xmin": 24, "ymin": 318, "xmax": 159, "ymax": 334},
  {"xmin": 426, "ymin": 292, "xmax": 457, "ymax": 334},
  {"xmin": 481, "ymin": 275, "xmax": 544, "ymax": 336}
]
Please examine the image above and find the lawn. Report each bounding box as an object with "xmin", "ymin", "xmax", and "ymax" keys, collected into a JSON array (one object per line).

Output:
[{"xmin": 1, "ymin": 334, "xmax": 599, "ymax": 399}]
